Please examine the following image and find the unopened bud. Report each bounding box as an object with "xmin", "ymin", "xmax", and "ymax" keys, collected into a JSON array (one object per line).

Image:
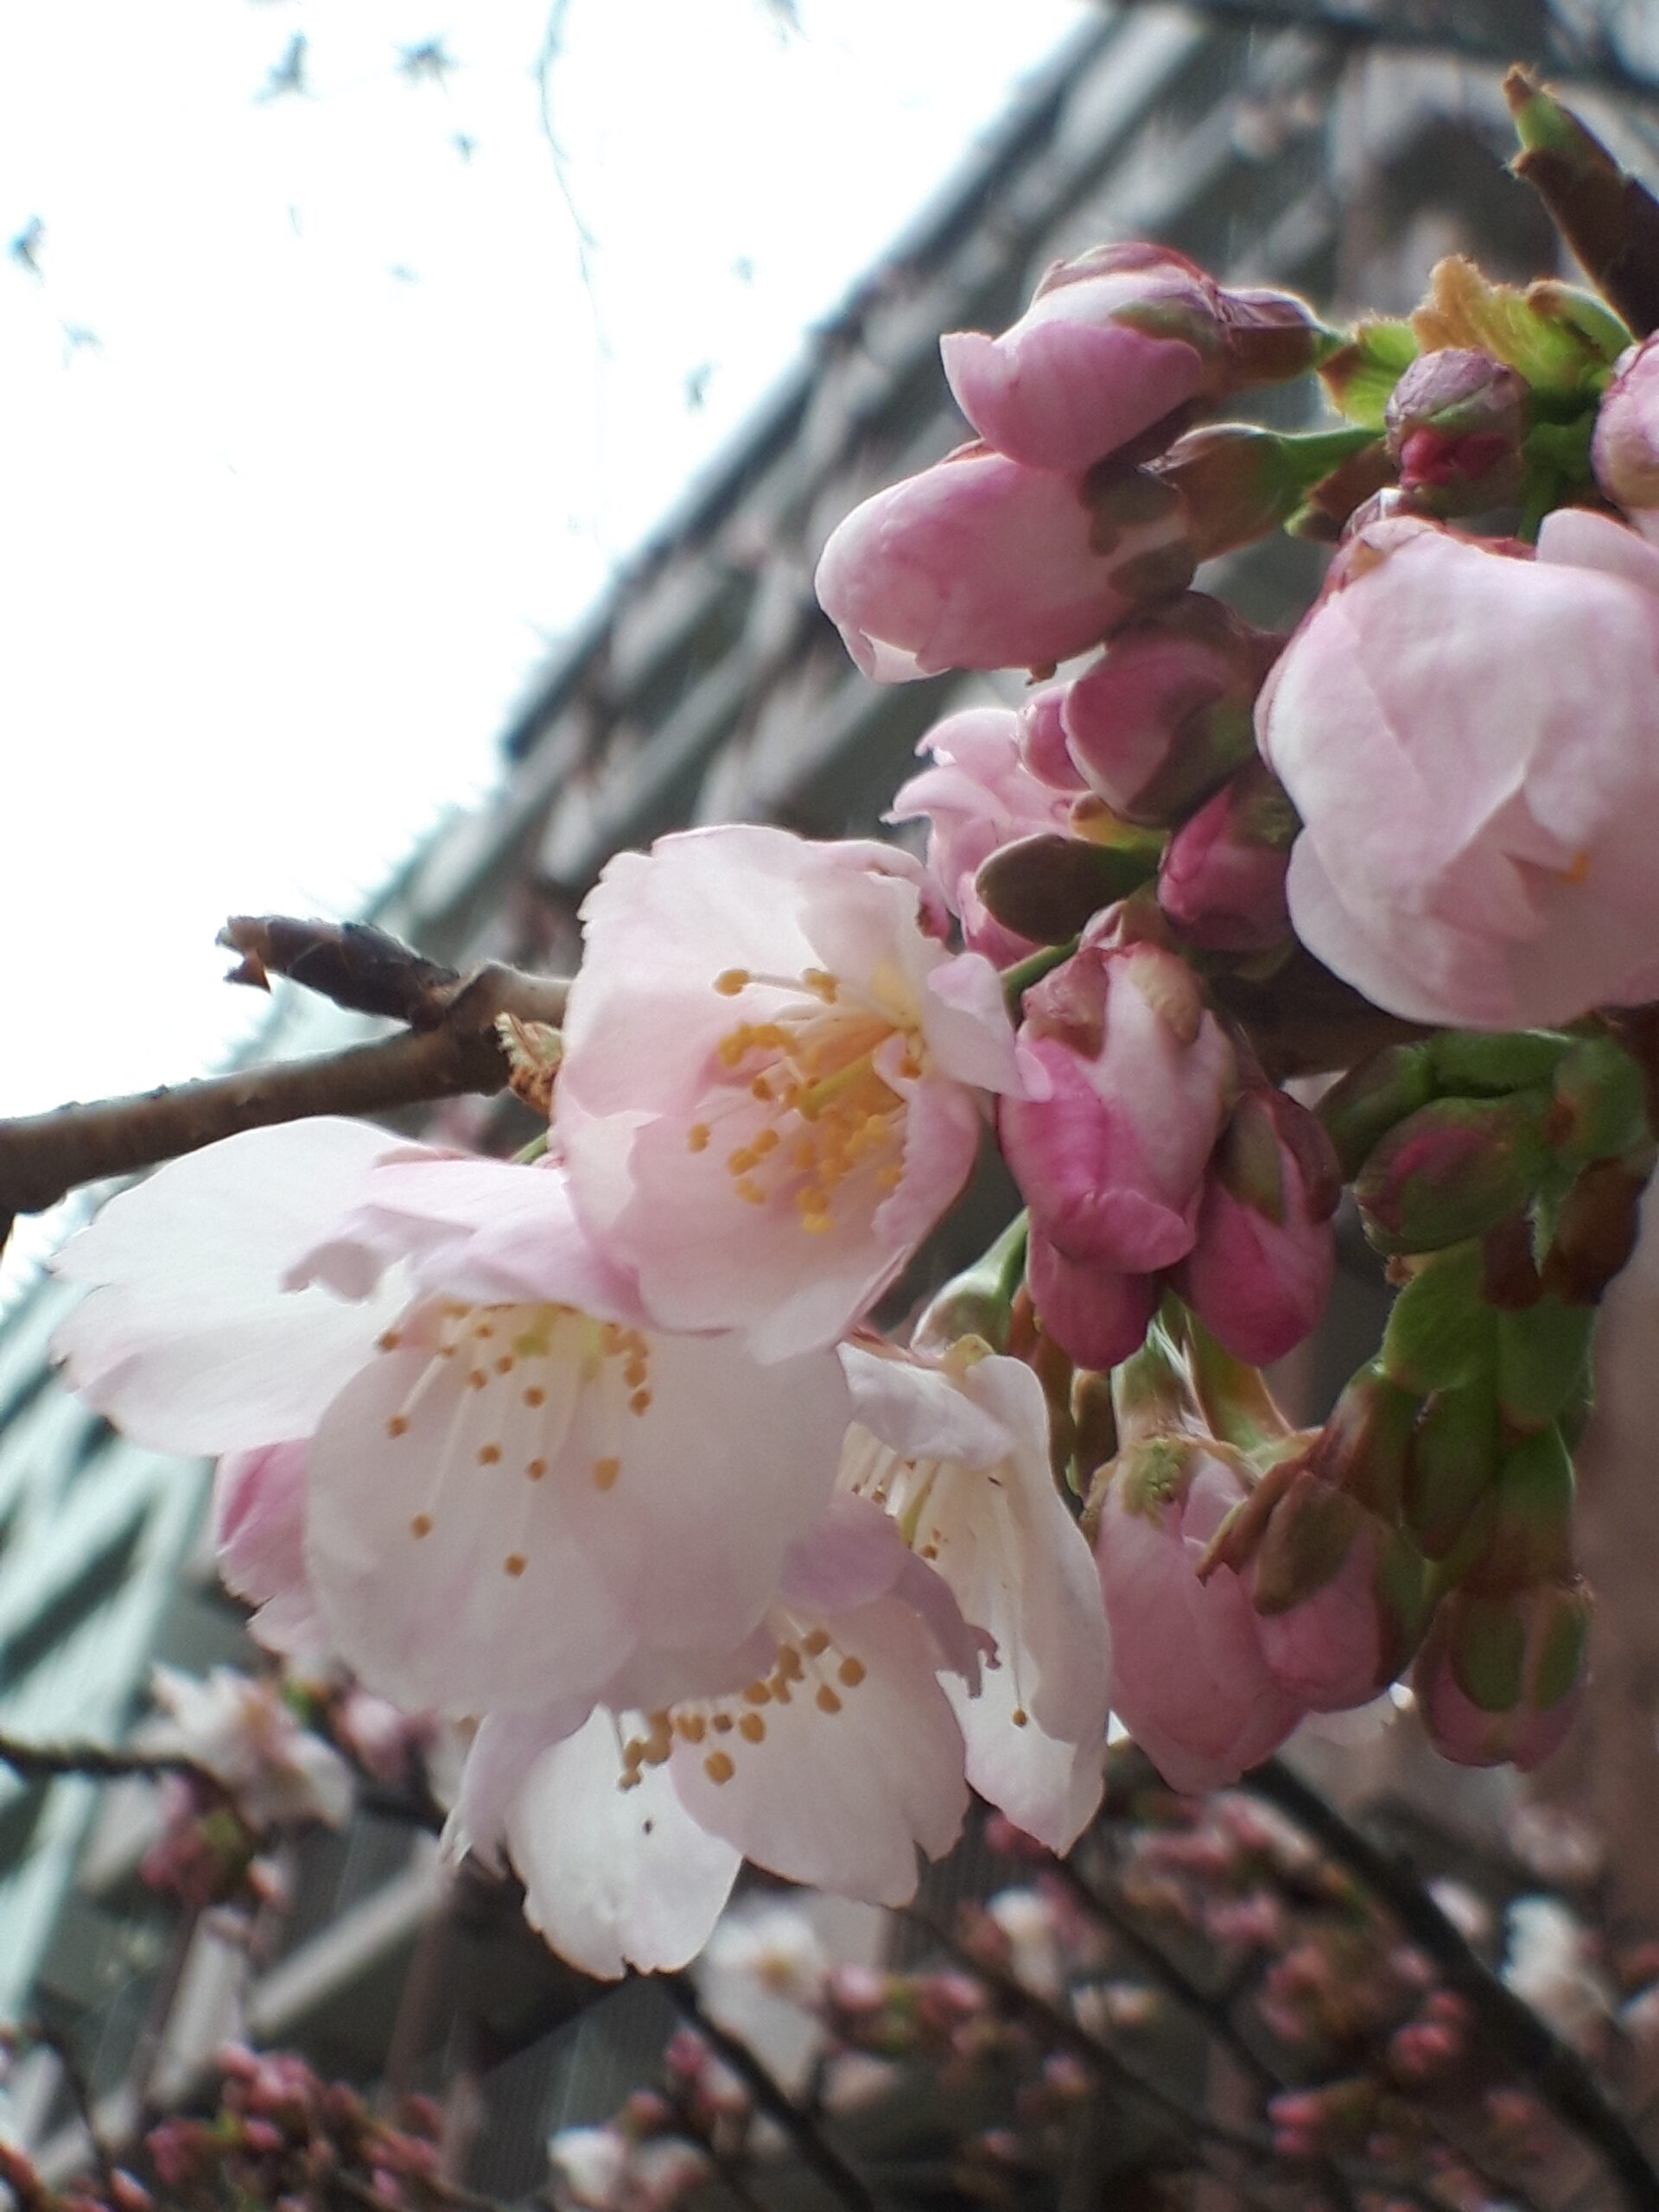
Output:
[
  {"xmin": 1465, "ymin": 1426, "xmax": 1575, "ymax": 1594},
  {"xmin": 1157, "ymin": 759, "xmax": 1296, "ymax": 952},
  {"xmin": 976, "ymin": 830, "xmax": 1159, "ymax": 948},
  {"xmin": 1547, "ymin": 1035, "xmax": 1649, "ymax": 1170},
  {"xmin": 1149, "ymin": 423, "xmax": 1379, "ymax": 560},
  {"xmin": 1426, "ymin": 1026, "xmax": 1571, "ymax": 1094},
  {"xmin": 1414, "ymin": 1578, "xmax": 1591, "ymax": 1770},
  {"xmin": 1380, "ymin": 1242, "xmax": 1494, "ymax": 1395},
  {"xmin": 1541, "ymin": 1150, "xmax": 1655, "ymax": 1303},
  {"xmin": 1355, "ymin": 1090, "xmax": 1554, "ymax": 1255},
  {"xmin": 1496, "ymin": 1298, "xmax": 1596, "ymax": 1436},
  {"xmin": 911, "ymin": 1215, "xmax": 1028, "ymax": 1357},
  {"xmin": 1058, "ymin": 592, "xmax": 1276, "ymax": 824},
  {"xmin": 1317, "ymin": 1042, "xmax": 1438, "ymax": 1181},
  {"xmin": 1506, "ymin": 68, "xmax": 1659, "ymax": 345},
  {"xmin": 1385, "ymin": 347, "xmax": 1526, "ymax": 512},
  {"xmin": 1405, "ymin": 1376, "xmax": 1501, "ymax": 1560}
]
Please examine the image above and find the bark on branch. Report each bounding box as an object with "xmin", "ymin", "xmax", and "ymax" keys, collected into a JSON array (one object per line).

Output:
[{"xmin": 0, "ymin": 918, "xmax": 569, "ymax": 1230}]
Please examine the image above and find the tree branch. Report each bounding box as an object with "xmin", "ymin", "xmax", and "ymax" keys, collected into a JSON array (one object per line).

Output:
[
  {"xmin": 1246, "ymin": 1758, "xmax": 1659, "ymax": 2212},
  {"xmin": 0, "ymin": 920, "xmax": 569, "ymax": 1227},
  {"xmin": 662, "ymin": 1971, "xmax": 882, "ymax": 2212}
]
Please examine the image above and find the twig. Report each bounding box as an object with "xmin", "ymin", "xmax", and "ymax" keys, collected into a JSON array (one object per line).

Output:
[
  {"xmin": 0, "ymin": 932, "xmax": 568, "ymax": 1223},
  {"xmin": 0, "ymin": 1728, "xmax": 218, "ymax": 1794},
  {"xmin": 1247, "ymin": 1758, "xmax": 1659, "ymax": 2212},
  {"xmin": 662, "ymin": 1971, "xmax": 880, "ymax": 2212}
]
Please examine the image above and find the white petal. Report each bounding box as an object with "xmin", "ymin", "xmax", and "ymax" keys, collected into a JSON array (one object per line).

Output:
[
  {"xmin": 305, "ymin": 1320, "xmax": 635, "ymax": 1713},
  {"xmin": 507, "ymin": 1713, "xmax": 741, "ymax": 1979},
  {"xmin": 672, "ymin": 1595, "xmax": 968, "ymax": 1905},
  {"xmin": 52, "ymin": 1119, "xmax": 407, "ymax": 1454}
]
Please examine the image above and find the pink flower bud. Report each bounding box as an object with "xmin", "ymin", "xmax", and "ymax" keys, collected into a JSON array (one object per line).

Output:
[
  {"xmin": 1385, "ymin": 347, "xmax": 1527, "ymax": 512},
  {"xmin": 1017, "ymin": 685, "xmax": 1085, "ymax": 790},
  {"xmin": 1413, "ymin": 1580, "xmax": 1590, "ymax": 1770},
  {"xmin": 1026, "ymin": 1230, "xmax": 1158, "ymax": 1371},
  {"xmin": 941, "ymin": 245, "xmax": 1332, "ymax": 474},
  {"xmin": 1157, "ymin": 760, "xmax": 1298, "ymax": 953},
  {"xmin": 814, "ymin": 444, "xmax": 1193, "ymax": 681},
  {"xmin": 1001, "ymin": 938, "xmax": 1236, "ymax": 1278},
  {"xmin": 1060, "ymin": 594, "xmax": 1278, "ymax": 824},
  {"xmin": 1173, "ymin": 1086, "xmax": 1338, "ymax": 1365},
  {"xmin": 1258, "ymin": 508, "xmax": 1659, "ymax": 1028},
  {"xmin": 888, "ymin": 708, "xmax": 1077, "ymax": 963},
  {"xmin": 1593, "ymin": 334, "xmax": 1659, "ymax": 532},
  {"xmin": 1092, "ymin": 1427, "xmax": 1303, "ymax": 1791}
]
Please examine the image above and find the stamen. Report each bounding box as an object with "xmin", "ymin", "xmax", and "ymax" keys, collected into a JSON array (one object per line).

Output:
[
  {"xmin": 705, "ymin": 1751, "xmax": 736, "ymax": 1783},
  {"xmin": 593, "ymin": 1456, "xmax": 621, "ymax": 1491},
  {"xmin": 738, "ymin": 1713, "xmax": 766, "ymax": 1744}
]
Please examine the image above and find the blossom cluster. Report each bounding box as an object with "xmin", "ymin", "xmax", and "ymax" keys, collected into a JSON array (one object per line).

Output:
[{"xmin": 41, "ymin": 75, "xmax": 1659, "ymax": 1983}]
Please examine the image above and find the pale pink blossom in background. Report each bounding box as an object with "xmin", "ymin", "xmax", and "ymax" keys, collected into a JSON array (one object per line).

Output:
[
  {"xmin": 888, "ymin": 706, "xmax": 1077, "ymax": 964},
  {"xmin": 134, "ymin": 1665, "xmax": 353, "ymax": 1831},
  {"xmin": 1259, "ymin": 508, "xmax": 1659, "ymax": 1027},
  {"xmin": 555, "ymin": 826, "xmax": 1021, "ymax": 1361},
  {"xmin": 813, "ymin": 443, "xmax": 1192, "ymax": 680},
  {"xmin": 213, "ymin": 1440, "xmax": 323, "ymax": 1661}
]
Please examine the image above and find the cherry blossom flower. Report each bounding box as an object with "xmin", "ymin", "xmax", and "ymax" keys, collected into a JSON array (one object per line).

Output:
[
  {"xmin": 452, "ymin": 1498, "xmax": 984, "ymax": 1977},
  {"xmin": 53, "ymin": 1121, "xmax": 852, "ymax": 1719},
  {"xmin": 839, "ymin": 1341, "xmax": 1112, "ymax": 1850},
  {"xmin": 134, "ymin": 1665, "xmax": 353, "ymax": 1831},
  {"xmin": 1258, "ymin": 508, "xmax": 1659, "ymax": 1027},
  {"xmin": 554, "ymin": 825, "xmax": 1022, "ymax": 1361},
  {"xmin": 888, "ymin": 706, "xmax": 1077, "ymax": 965}
]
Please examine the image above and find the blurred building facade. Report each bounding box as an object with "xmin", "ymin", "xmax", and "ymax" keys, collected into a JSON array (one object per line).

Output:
[{"xmin": 1, "ymin": 1, "xmax": 1656, "ymax": 2191}]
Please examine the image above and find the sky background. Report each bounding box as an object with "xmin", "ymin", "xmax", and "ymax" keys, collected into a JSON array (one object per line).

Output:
[{"xmin": 1, "ymin": 0, "xmax": 1089, "ymax": 1137}]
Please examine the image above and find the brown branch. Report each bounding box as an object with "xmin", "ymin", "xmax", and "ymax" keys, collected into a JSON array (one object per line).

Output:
[
  {"xmin": 1247, "ymin": 1758, "xmax": 1659, "ymax": 2212},
  {"xmin": 0, "ymin": 1727, "xmax": 218, "ymax": 1793},
  {"xmin": 0, "ymin": 929, "xmax": 569, "ymax": 1224},
  {"xmin": 662, "ymin": 1971, "xmax": 881, "ymax": 2212}
]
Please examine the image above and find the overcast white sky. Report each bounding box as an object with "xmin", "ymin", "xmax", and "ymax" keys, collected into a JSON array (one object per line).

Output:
[{"xmin": 1, "ymin": 0, "xmax": 1089, "ymax": 1151}]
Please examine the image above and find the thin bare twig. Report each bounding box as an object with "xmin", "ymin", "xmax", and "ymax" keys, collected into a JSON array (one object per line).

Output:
[
  {"xmin": 0, "ymin": 1728, "xmax": 218, "ymax": 1795},
  {"xmin": 0, "ymin": 920, "xmax": 568, "ymax": 1224},
  {"xmin": 662, "ymin": 1970, "xmax": 881, "ymax": 2212}
]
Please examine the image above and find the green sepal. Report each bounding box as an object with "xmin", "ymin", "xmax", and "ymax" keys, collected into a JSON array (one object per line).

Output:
[
  {"xmin": 1426, "ymin": 1027, "xmax": 1570, "ymax": 1096},
  {"xmin": 1319, "ymin": 318, "xmax": 1418, "ymax": 427},
  {"xmin": 1496, "ymin": 1299, "xmax": 1596, "ymax": 1436},
  {"xmin": 1317, "ymin": 1042, "xmax": 1438, "ymax": 1181},
  {"xmin": 1405, "ymin": 1375, "xmax": 1500, "ymax": 1560},
  {"xmin": 1548, "ymin": 1036, "xmax": 1650, "ymax": 1171},
  {"xmin": 1356, "ymin": 1090, "xmax": 1554, "ymax": 1255},
  {"xmin": 1381, "ymin": 1243, "xmax": 1495, "ymax": 1395}
]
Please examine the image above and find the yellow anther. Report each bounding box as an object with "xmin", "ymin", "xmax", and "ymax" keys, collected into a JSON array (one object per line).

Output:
[
  {"xmin": 378, "ymin": 1330, "xmax": 402, "ymax": 1352},
  {"xmin": 477, "ymin": 1444, "xmax": 502, "ymax": 1465},
  {"xmin": 629, "ymin": 1388, "xmax": 652, "ymax": 1415},
  {"xmin": 524, "ymin": 1386, "xmax": 546, "ymax": 1408},
  {"xmin": 688, "ymin": 1122, "xmax": 712, "ymax": 1153},
  {"xmin": 467, "ymin": 1370, "xmax": 488, "ymax": 1391},
  {"xmin": 838, "ymin": 1656, "xmax": 867, "ymax": 1688},
  {"xmin": 734, "ymin": 1178, "xmax": 767, "ymax": 1206},
  {"xmin": 750, "ymin": 1076, "xmax": 773, "ymax": 1102},
  {"xmin": 593, "ymin": 1456, "xmax": 621, "ymax": 1491},
  {"xmin": 743, "ymin": 1680, "xmax": 772, "ymax": 1706},
  {"xmin": 711, "ymin": 1713, "xmax": 735, "ymax": 1734},
  {"xmin": 776, "ymin": 1645, "xmax": 804, "ymax": 1681},
  {"xmin": 816, "ymin": 1685, "xmax": 842, "ymax": 1714},
  {"xmin": 803, "ymin": 1629, "xmax": 831, "ymax": 1657},
  {"xmin": 714, "ymin": 969, "xmax": 751, "ymax": 996},
  {"xmin": 804, "ymin": 969, "xmax": 840, "ymax": 1001},
  {"xmin": 677, "ymin": 1713, "xmax": 707, "ymax": 1744},
  {"xmin": 739, "ymin": 1713, "xmax": 766, "ymax": 1744},
  {"xmin": 727, "ymin": 1146, "xmax": 757, "ymax": 1175},
  {"xmin": 751, "ymin": 1128, "xmax": 780, "ymax": 1157},
  {"xmin": 410, "ymin": 1513, "xmax": 433, "ymax": 1538},
  {"xmin": 1560, "ymin": 849, "xmax": 1592, "ymax": 886},
  {"xmin": 386, "ymin": 1414, "xmax": 410, "ymax": 1439},
  {"xmin": 704, "ymin": 1751, "xmax": 736, "ymax": 1783},
  {"xmin": 527, "ymin": 1458, "xmax": 548, "ymax": 1480},
  {"xmin": 1012, "ymin": 1707, "xmax": 1029, "ymax": 1728},
  {"xmin": 504, "ymin": 1553, "xmax": 527, "ymax": 1578}
]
